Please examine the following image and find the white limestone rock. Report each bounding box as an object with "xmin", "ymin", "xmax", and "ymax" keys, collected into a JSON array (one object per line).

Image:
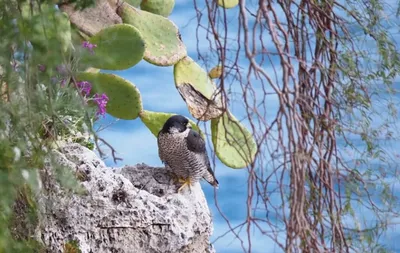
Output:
[{"xmin": 37, "ymin": 143, "xmax": 216, "ymax": 253}]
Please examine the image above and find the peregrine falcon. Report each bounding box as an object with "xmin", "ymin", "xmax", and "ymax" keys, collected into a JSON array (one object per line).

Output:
[{"xmin": 157, "ymin": 115, "xmax": 219, "ymax": 192}]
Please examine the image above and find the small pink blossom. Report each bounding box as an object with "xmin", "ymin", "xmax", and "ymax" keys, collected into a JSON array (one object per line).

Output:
[
  {"xmin": 50, "ymin": 77, "xmax": 58, "ymax": 85},
  {"xmin": 76, "ymin": 81, "xmax": 92, "ymax": 96},
  {"xmin": 56, "ymin": 64, "xmax": 68, "ymax": 75},
  {"xmin": 60, "ymin": 79, "xmax": 67, "ymax": 87},
  {"xmin": 82, "ymin": 41, "xmax": 97, "ymax": 54},
  {"xmin": 93, "ymin": 93, "xmax": 109, "ymax": 117},
  {"xmin": 38, "ymin": 64, "xmax": 46, "ymax": 72}
]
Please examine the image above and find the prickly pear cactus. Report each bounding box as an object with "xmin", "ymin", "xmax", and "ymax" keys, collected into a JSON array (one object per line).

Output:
[
  {"xmin": 118, "ymin": 3, "xmax": 187, "ymax": 66},
  {"xmin": 125, "ymin": 0, "xmax": 142, "ymax": 7},
  {"xmin": 174, "ymin": 56, "xmax": 224, "ymax": 121},
  {"xmin": 208, "ymin": 65, "xmax": 223, "ymax": 79},
  {"xmin": 80, "ymin": 24, "xmax": 145, "ymax": 70},
  {"xmin": 139, "ymin": 110, "xmax": 203, "ymax": 138},
  {"xmin": 218, "ymin": 0, "xmax": 239, "ymax": 8},
  {"xmin": 59, "ymin": 0, "xmax": 123, "ymax": 37},
  {"xmin": 211, "ymin": 112, "xmax": 257, "ymax": 168},
  {"xmin": 140, "ymin": 0, "xmax": 175, "ymax": 17},
  {"xmin": 77, "ymin": 72, "xmax": 143, "ymax": 120},
  {"xmin": 53, "ymin": 0, "xmax": 258, "ymax": 169}
]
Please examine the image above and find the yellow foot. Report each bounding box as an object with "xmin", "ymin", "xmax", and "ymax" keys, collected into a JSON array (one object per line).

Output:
[{"xmin": 177, "ymin": 177, "xmax": 192, "ymax": 193}]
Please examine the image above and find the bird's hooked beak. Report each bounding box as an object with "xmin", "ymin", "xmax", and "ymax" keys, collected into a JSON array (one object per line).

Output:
[{"xmin": 186, "ymin": 122, "xmax": 192, "ymax": 129}]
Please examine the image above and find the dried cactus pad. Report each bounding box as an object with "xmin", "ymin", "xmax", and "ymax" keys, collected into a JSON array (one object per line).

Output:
[
  {"xmin": 77, "ymin": 72, "xmax": 143, "ymax": 120},
  {"xmin": 80, "ymin": 24, "xmax": 145, "ymax": 70},
  {"xmin": 211, "ymin": 112, "xmax": 257, "ymax": 168},
  {"xmin": 218, "ymin": 0, "xmax": 239, "ymax": 8},
  {"xmin": 140, "ymin": 0, "xmax": 175, "ymax": 17},
  {"xmin": 174, "ymin": 57, "xmax": 216, "ymax": 99},
  {"xmin": 174, "ymin": 56, "xmax": 224, "ymax": 120},
  {"xmin": 139, "ymin": 110, "xmax": 203, "ymax": 138},
  {"xmin": 118, "ymin": 3, "xmax": 186, "ymax": 66}
]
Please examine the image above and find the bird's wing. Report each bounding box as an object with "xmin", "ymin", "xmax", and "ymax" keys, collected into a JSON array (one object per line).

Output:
[
  {"xmin": 186, "ymin": 129, "xmax": 206, "ymax": 153},
  {"xmin": 186, "ymin": 130, "xmax": 219, "ymax": 187},
  {"xmin": 157, "ymin": 132, "xmax": 166, "ymax": 163}
]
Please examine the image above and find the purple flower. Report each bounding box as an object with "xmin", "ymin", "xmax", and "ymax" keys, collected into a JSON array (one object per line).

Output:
[
  {"xmin": 38, "ymin": 64, "xmax": 46, "ymax": 72},
  {"xmin": 50, "ymin": 77, "xmax": 58, "ymax": 85},
  {"xmin": 82, "ymin": 41, "xmax": 97, "ymax": 54},
  {"xmin": 60, "ymin": 79, "xmax": 67, "ymax": 87},
  {"xmin": 76, "ymin": 81, "xmax": 92, "ymax": 96},
  {"xmin": 93, "ymin": 93, "xmax": 109, "ymax": 117},
  {"xmin": 56, "ymin": 64, "xmax": 68, "ymax": 75}
]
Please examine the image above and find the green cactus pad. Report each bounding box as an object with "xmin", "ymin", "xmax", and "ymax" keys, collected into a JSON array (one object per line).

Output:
[
  {"xmin": 218, "ymin": 0, "xmax": 239, "ymax": 8},
  {"xmin": 140, "ymin": 0, "xmax": 175, "ymax": 17},
  {"xmin": 139, "ymin": 110, "xmax": 203, "ymax": 138},
  {"xmin": 208, "ymin": 65, "xmax": 223, "ymax": 79},
  {"xmin": 80, "ymin": 24, "xmax": 145, "ymax": 70},
  {"xmin": 76, "ymin": 72, "xmax": 142, "ymax": 120},
  {"xmin": 211, "ymin": 111, "xmax": 257, "ymax": 168},
  {"xmin": 118, "ymin": 4, "xmax": 186, "ymax": 66},
  {"xmin": 174, "ymin": 56, "xmax": 224, "ymax": 120},
  {"xmin": 125, "ymin": 0, "xmax": 142, "ymax": 7}
]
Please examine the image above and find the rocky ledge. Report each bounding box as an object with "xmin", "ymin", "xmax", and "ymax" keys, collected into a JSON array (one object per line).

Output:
[{"xmin": 35, "ymin": 143, "xmax": 215, "ymax": 253}]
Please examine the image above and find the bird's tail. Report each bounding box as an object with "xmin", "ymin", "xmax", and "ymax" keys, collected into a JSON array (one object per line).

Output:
[{"xmin": 204, "ymin": 169, "xmax": 219, "ymax": 189}]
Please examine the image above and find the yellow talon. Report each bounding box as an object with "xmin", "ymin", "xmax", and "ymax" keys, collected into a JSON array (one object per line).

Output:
[{"xmin": 177, "ymin": 177, "xmax": 192, "ymax": 193}]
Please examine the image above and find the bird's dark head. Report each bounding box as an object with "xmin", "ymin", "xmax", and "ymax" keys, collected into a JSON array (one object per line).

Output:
[{"xmin": 161, "ymin": 115, "xmax": 191, "ymax": 134}]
